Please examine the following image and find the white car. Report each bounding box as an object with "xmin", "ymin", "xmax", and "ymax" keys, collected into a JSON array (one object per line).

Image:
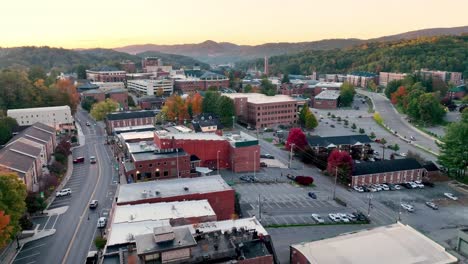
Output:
[
  {"xmin": 401, "ymin": 203, "xmax": 414, "ymax": 212},
  {"xmin": 400, "ymin": 152, "xmax": 407, "ymax": 157},
  {"xmin": 311, "ymin": 214, "xmax": 325, "ymax": 224},
  {"xmin": 394, "ymin": 184, "xmax": 402, "ymax": 190},
  {"xmin": 380, "ymin": 184, "xmax": 390, "ymax": 191},
  {"xmin": 56, "ymin": 188, "xmax": 72, "ymax": 197},
  {"xmin": 353, "ymin": 186, "xmax": 364, "ymax": 192},
  {"xmin": 97, "ymin": 217, "xmax": 107, "ymax": 228},
  {"xmin": 372, "ymin": 184, "xmax": 382, "ymax": 191},
  {"xmin": 328, "ymin": 213, "xmax": 340, "ymax": 222},
  {"xmin": 444, "ymin": 193, "xmax": 458, "ymax": 201},
  {"xmin": 337, "ymin": 213, "xmax": 350, "ymax": 223},
  {"xmin": 408, "ymin": 182, "xmax": 418, "ymax": 189}
]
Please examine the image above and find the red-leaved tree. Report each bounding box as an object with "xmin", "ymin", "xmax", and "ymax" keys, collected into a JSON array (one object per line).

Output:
[
  {"xmin": 327, "ymin": 150, "xmax": 353, "ymax": 182},
  {"xmin": 285, "ymin": 128, "xmax": 307, "ymax": 151},
  {"xmin": 390, "ymin": 86, "xmax": 407, "ymax": 106}
]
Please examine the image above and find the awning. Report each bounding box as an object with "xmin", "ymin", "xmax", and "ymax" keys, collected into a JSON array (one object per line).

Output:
[
  {"xmin": 195, "ymin": 167, "xmax": 213, "ymax": 174},
  {"xmin": 353, "ymin": 141, "xmax": 363, "ymax": 146},
  {"xmin": 326, "ymin": 143, "xmax": 337, "ymax": 148}
]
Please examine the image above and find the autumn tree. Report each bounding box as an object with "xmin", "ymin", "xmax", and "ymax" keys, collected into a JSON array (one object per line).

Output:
[
  {"xmin": 162, "ymin": 94, "xmax": 188, "ymax": 122},
  {"xmin": 327, "ymin": 150, "xmax": 353, "ymax": 182},
  {"xmin": 156, "ymin": 87, "xmax": 164, "ymax": 97},
  {"xmin": 385, "ymin": 80, "xmax": 403, "ymax": 99},
  {"xmin": 285, "ymin": 128, "xmax": 308, "ymax": 151},
  {"xmin": 305, "ymin": 111, "xmax": 318, "ymax": 129},
  {"xmin": 390, "ymin": 86, "xmax": 407, "ymax": 106},
  {"xmin": 90, "ymin": 99, "xmax": 119, "ymax": 121},
  {"xmin": 54, "ymin": 79, "xmax": 80, "ymax": 113},
  {"xmin": 0, "ymin": 211, "xmax": 11, "ymax": 247},
  {"xmin": 0, "ymin": 171, "xmax": 27, "ymax": 246}
]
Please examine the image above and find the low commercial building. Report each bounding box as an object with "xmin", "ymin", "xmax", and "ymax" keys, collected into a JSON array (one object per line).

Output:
[
  {"xmin": 86, "ymin": 66, "xmax": 126, "ymax": 82},
  {"xmin": 308, "ymin": 82, "xmax": 342, "ymax": 96},
  {"xmin": 223, "ymin": 93, "xmax": 303, "ymax": 129},
  {"xmin": 307, "ymin": 135, "xmax": 372, "ymax": 152},
  {"xmin": 81, "ymin": 88, "xmax": 128, "ymax": 109},
  {"xmin": 138, "ymin": 95, "xmax": 165, "ymax": 110},
  {"xmin": 312, "ymin": 90, "xmax": 340, "ymax": 109},
  {"xmin": 7, "ymin": 105, "xmax": 73, "ymax": 130},
  {"xmin": 114, "ymin": 125, "xmax": 155, "ymax": 135},
  {"xmin": 127, "ymin": 79, "xmax": 174, "ymax": 96},
  {"xmin": 379, "ymin": 72, "xmax": 407, "ymax": 86},
  {"xmin": 120, "ymin": 60, "xmax": 136, "ymax": 73},
  {"xmin": 290, "ymin": 222, "xmax": 457, "ymax": 264},
  {"xmin": 116, "ymin": 175, "xmax": 235, "ymax": 220},
  {"xmin": 105, "ymin": 110, "xmax": 158, "ymax": 134},
  {"xmin": 351, "ymin": 158, "xmax": 426, "ymax": 187}
]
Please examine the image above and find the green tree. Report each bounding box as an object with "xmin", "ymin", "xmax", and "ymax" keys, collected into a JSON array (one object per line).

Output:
[
  {"xmin": 25, "ymin": 194, "xmax": 46, "ymax": 214},
  {"xmin": 243, "ymin": 84, "xmax": 252, "ymax": 93},
  {"xmin": 0, "ymin": 172, "xmax": 27, "ymax": 245},
  {"xmin": 339, "ymin": 82, "xmax": 355, "ymax": 107},
  {"xmin": 127, "ymin": 95, "xmax": 136, "ymax": 107},
  {"xmin": 304, "ymin": 111, "xmax": 318, "ymax": 129},
  {"xmin": 27, "ymin": 66, "xmax": 47, "ymax": 83},
  {"xmin": 359, "ymin": 128, "xmax": 365, "ymax": 134},
  {"xmin": 385, "ymin": 80, "xmax": 403, "ymax": 99},
  {"xmin": 351, "ymin": 123, "xmax": 357, "ymax": 130},
  {"xmin": 216, "ymin": 96, "xmax": 235, "ymax": 128},
  {"xmin": 438, "ymin": 120, "xmax": 468, "ymax": 179},
  {"xmin": 0, "ymin": 117, "xmax": 18, "ymax": 145},
  {"xmin": 417, "ymin": 93, "xmax": 446, "ymax": 125},
  {"xmin": 281, "ymin": 74, "xmax": 290, "ymax": 84},
  {"xmin": 367, "ymin": 80, "xmax": 378, "ymax": 92},
  {"xmin": 260, "ymin": 78, "xmax": 276, "ymax": 96},
  {"xmin": 392, "ymin": 144, "xmax": 400, "ymax": 153},
  {"xmin": 76, "ymin": 65, "xmax": 87, "ymax": 79},
  {"xmin": 94, "ymin": 236, "xmax": 107, "ymax": 250},
  {"xmin": 207, "ymin": 86, "xmax": 218, "ymax": 91},
  {"xmin": 299, "ymin": 104, "xmax": 310, "ymax": 125},
  {"xmin": 369, "ymin": 132, "xmax": 376, "ymax": 139},
  {"xmin": 81, "ymin": 97, "xmax": 97, "ymax": 112},
  {"xmin": 90, "ymin": 99, "xmax": 119, "ymax": 121},
  {"xmin": 202, "ymin": 91, "xmax": 221, "ymax": 114}
]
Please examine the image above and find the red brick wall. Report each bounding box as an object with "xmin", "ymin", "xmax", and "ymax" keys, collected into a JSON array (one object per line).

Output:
[
  {"xmin": 175, "ymin": 80, "xmax": 205, "ymax": 93},
  {"xmin": 125, "ymin": 153, "xmax": 192, "ymax": 181},
  {"xmin": 239, "ymin": 255, "xmax": 274, "ymax": 264},
  {"xmin": 106, "ymin": 117, "xmax": 154, "ymax": 131},
  {"xmin": 312, "ymin": 98, "xmax": 337, "ymax": 109},
  {"xmin": 82, "ymin": 92, "xmax": 105, "ymax": 102},
  {"xmin": 203, "ymin": 79, "xmax": 229, "ymax": 90},
  {"xmin": 231, "ymin": 145, "xmax": 260, "ymax": 172},
  {"xmin": 249, "ymin": 101, "xmax": 298, "ymax": 129},
  {"xmin": 117, "ymin": 189, "xmax": 235, "ymax": 220},
  {"xmin": 351, "ymin": 169, "xmax": 425, "ymax": 186},
  {"xmin": 108, "ymin": 92, "xmax": 129, "ymax": 109}
]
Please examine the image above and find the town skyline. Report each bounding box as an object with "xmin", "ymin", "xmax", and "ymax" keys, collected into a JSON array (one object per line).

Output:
[{"xmin": 1, "ymin": 0, "xmax": 468, "ymax": 49}]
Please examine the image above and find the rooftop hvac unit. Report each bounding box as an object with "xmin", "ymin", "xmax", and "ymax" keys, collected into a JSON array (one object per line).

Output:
[
  {"xmin": 142, "ymin": 190, "xmax": 148, "ymax": 198},
  {"xmin": 184, "ymin": 187, "xmax": 189, "ymax": 191}
]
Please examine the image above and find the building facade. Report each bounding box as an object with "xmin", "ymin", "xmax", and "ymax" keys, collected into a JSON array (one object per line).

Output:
[
  {"xmin": 127, "ymin": 79, "xmax": 174, "ymax": 96},
  {"xmin": 379, "ymin": 72, "xmax": 407, "ymax": 87},
  {"xmin": 7, "ymin": 105, "xmax": 73, "ymax": 130},
  {"xmin": 106, "ymin": 110, "xmax": 158, "ymax": 134},
  {"xmin": 312, "ymin": 90, "xmax": 340, "ymax": 109},
  {"xmin": 82, "ymin": 88, "xmax": 129, "ymax": 109},
  {"xmin": 86, "ymin": 66, "xmax": 126, "ymax": 82}
]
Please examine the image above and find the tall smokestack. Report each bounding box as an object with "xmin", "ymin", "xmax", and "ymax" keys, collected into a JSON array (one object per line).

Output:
[{"xmin": 264, "ymin": 56, "xmax": 269, "ymax": 76}]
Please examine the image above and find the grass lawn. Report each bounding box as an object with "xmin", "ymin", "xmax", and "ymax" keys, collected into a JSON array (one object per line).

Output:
[{"xmin": 263, "ymin": 138, "xmax": 274, "ymax": 143}]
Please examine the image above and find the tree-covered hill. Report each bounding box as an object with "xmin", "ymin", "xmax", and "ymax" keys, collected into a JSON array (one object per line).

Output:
[
  {"xmin": 0, "ymin": 46, "xmax": 208, "ymax": 72},
  {"xmin": 237, "ymin": 36, "xmax": 468, "ymax": 78}
]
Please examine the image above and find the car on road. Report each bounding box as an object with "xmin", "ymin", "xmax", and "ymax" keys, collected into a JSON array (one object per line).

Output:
[
  {"xmin": 308, "ymin": 192, "xmax": 317, "ymax": 199},
  {"xmin": 425, "ymin": 201, "xmax": 438, "ymax": 210},
  {"xmin": 311, "ymin": 214, "xmax": 325, "ymax": 224},
  {"xmin": 89, "ymin": 200, "xmax": 98, "ymax": 209},
  {"xmin": 97, "ymin": 217, "xmax": 107, "ymax": 228},
  {"xmin": 86, "ymin": 122, "xmax": 90, "ymax": 126},
  {"xmin": 73, "ymin": 157, "xmax": 85, "ymax": 164},
  {"xmin": 240, "ymin": 175, "xmax": 256, "ymax": 183},
  {"xmin": 56, "ymin": 188, "xmax": 72, "ymax": 197},
  {"xmin": 401, "ymin": 203, "xmax": 414, "ymax": 212},
  {"xmin": 444, "ymin": 193, "xmax": 458, "ymax": 200},
  {"xmin": 353, "ymin": 186, "xmax": 364, "ymax": 192},
  {"xmin": 328, "ymin": 213, "xmax": 340, "ymax": 222},
  {"xmin": 410, "ymin": 136, "xmax": 416, "ymax": 140},
  {"xmin": 260, "ymin": 154, "xmax": 275, "ymax": 159},
  {"xmin": 90, "ymin": 156, "xmax": 97, "ymax": 164}
]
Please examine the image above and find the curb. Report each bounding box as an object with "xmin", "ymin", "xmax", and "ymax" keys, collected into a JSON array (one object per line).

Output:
[{"xmin": 46, "ymin": 155, "xmax": 73, "ymax": 208}]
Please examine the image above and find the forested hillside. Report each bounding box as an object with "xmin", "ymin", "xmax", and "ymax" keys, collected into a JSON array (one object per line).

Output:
[{"xmin": 237, "ymin": 36, "xmax": 468, "ymax": 78}]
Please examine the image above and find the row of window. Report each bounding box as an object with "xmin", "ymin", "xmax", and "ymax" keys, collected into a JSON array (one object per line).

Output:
[
  {"xmin": 257, "ymin": 104, "xmax": 297, "ymax": 110},
  {"xmin": 137, "ymin": 159, "xmax": 188, "ymax": 169},
  {"xmin": 19, "ymin": 112, "xmax": 67, "ymax": 118},
  {"xmin": 257, "ymin": 110, "xmax": 293, "ymax": 116}
]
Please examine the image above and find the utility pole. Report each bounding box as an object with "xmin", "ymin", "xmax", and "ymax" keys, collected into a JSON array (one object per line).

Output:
[
  {"xmin": 217, "ymin": 150, "xmax": 220, "ymax": 172},
  {"xmin": 333, "ymin": 166, "xmax": 338, "ymax": 200},
  {"xmin": 253, "ymin": 151, "xmax": 258, "ymax": 179},
  {"xmin": 367, "ymin": 194, "xmax": 373, "ymax": 217},
  {"xmin": 289, "ymin": 143, "xmax": 295, "ymax": 169},
  {"xmin": 176, "ymin": 148, "xmax": 179, "ymax": 178},
  {"xmin": 258, "ymin": 194, "xmax": 262, "ymax": 221}
]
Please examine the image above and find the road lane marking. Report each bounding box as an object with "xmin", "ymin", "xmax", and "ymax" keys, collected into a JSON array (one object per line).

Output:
[
  {"xmin": 62, "ymin": 144, "xmax": 102, "ymax": 264},
  {"xmin": 14, "ymin": 252, "xmax": 40, "ymax": 261},
  {"xmin": 20, "ymin": 243, "xmax": 45, "ymax": 252}
]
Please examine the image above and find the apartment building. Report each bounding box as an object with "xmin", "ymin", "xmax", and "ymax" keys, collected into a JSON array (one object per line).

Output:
[
  {"xmin": 379, "ymin": 72, "xmax": 407, "ymax": 87},
  {"xmin": 7, "ymin": 105, "xmax": 73, "ymax": 130},
  {"xmin": 86, "ymin": 66, "xmax": 126, "ymax": 82}
]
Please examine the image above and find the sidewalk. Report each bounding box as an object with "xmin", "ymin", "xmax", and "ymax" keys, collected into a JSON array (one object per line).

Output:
[{"xmin": 46, "ymin": 155, "xmax": 73, "ymax": 208}]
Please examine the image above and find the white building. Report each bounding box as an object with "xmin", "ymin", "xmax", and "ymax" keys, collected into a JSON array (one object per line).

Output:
[
  {"xmin": 127, "ymin": 79, "xmax": 174, "ymax": 96},
  {"xmin": 7, "ymin": 105, "xmax": 73, "ymax": 130}
]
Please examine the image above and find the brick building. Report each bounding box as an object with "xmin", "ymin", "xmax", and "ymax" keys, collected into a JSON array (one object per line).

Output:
[
  {"xmin": 120, "ymin": 60, "xmax": 136, "ymax": 73},
  {"xmin": 312, "ymin": 90, "xmax": 340, "ymax": 109},
  {"xmin": 116, "ymin": 175, "xmax": 235, "ymax": 220},
  {"xmin": 346, "ymin": 72, "xmax": 378, "ymax": 88},
  {"xmin": 379, "ymin": 72, "xmax": 407, "ymax": 87},
  {"xmin": 154, "ymin": 130, "xmax": 260, "ymax": 173},
  {"xmin": 105, "ymin": 110, "xmax": 158, "ymax": 134},
  {"xmin": 223, "ymin": 93, "xmax": 305, "ymax": 129},
  {"xmin": 174, "ymin": 72, "xmax": 229, "ymax": 94},
  {"xmin": 81, "ymin": 88, "xmax": 129, "ymax": 109},
  {"xmin": 308, "ymin": 82, "xmax": 342, "ymax": 96},
  {"xmin": 86, "ymin": 66, "xmax": 126, "ymax": 82},
  {"xmin": 138, "ymin": 96, "xmax": 165, "ymax": 110},
  {"xmin": 419, "ymin": 69, "xmax": 463, "ymax": 85},
  {"xmin": 351, "ymin": 158, "xmax": 426, "ymax": 187}
]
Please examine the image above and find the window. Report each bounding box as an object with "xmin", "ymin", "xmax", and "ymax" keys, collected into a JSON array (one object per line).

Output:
[
  {"xmin": 163, "ymin": 170, "xmax": 169, "ymax": 176},
  {"xmin": 138, "ymin": 164, "xmax": 143, "ymax": 168},
  {"xmin": 149, "ymin": 164, "xmax": 153, "ymax": 167},
  {"xmin": 164, "ymin": 161, "xmax": 167, "ymax": 165}
]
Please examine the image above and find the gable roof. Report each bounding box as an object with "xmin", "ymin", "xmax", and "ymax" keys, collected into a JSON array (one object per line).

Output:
[
  {"xmin": 191, "ymin": 113, "xmax": 223, "ymax": 132},
  {"xmin": 6, "ymin": 141, "xmax": 42, "ymax": 157},
  {"xmin": 106, "ymin": 110, "xmax": 158, "ymax": 121},
  {"xmin": 10, "ymin": 122, "xmax": 54, "ymax": 144},
  {"xmin": 307, "ymin": 135, "xmax": 372, "ymax": 148},
  {"xmin": 353, "ymin": 158, "xmax": 423, "ymax": 176},
  {"xmin": 0, "ymin": 148, "xmax": 35, "ymax": 174}
]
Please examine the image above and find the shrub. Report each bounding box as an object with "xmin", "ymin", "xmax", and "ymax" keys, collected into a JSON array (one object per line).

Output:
[
  {"xmin": 359, "ymin": 128, "xmax": 365, "ymax": 134},
  {"xmin": 351, "ymin": 123, "xmax": 357, "ymax": 129},
  {"xmin": 331, "ymin": 114, "xmax": 336, "ymax": 118},
  {"xmin": 25, "ymin": 194, "xmax": 47, "ymax": 214},
  {"xmin": 19, "ymin": 215, "xmax": 34, "ymax": 230},
  {"xmin": 54, "ymin": 153, "xmax": 67, "ymax": 165},
  {"xmin": 94, "ymin": 236, "xmax": 107, "ymax": 250},
  {"xmin": 49, "ymin": 161, "xmax": 65, "ymax": 175},
  {"xmin": 295, "ymin": 176, "xmax": 314, "ymax": 186}
]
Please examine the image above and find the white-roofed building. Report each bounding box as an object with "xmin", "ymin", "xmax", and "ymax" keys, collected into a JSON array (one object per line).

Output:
[
  {"xmin": 312, "ymin": 90, "xmax": 340, "ymax": 109},
  {"xmin": 7, "ymin": 105, "xmax": 73, "ymax": 130},
  {"xmin": 290, "ymin": 222, "xmax": 458, "ymax": 264}
]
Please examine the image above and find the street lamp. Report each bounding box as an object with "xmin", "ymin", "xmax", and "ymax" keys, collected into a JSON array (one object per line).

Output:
[
  {"xmin": 253, "ymin": 150, "xmax": 258, "ymax": 179},
  {"xmin": 289, "ymin": 143, "xmax": 295, "ymax": 169},
  {"xmin": 176, "ymin": 148, "xmax": 179, "ymax": 178},
  {"xmin": 367, "ymin": 194, "xmax": 373, "ymax": 217},
  {"xmin": 217, "ymin": 150, "xmax": 221, "ymax": 172}
]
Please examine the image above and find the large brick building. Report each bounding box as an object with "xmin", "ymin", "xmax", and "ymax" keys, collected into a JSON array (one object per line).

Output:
[
  {"xmin": 351, "ymin": 158, "xmax": 426, "ymax": 187},
  {"xmin": 346, "ymin": 72, "xmax": 378, "ymax": 88},
  {"xmin": 116, "ymin": 175, "xmax": 235, "ymax": 220},
  {"xmin": 174, "ymin": 70, "xmax": 229, "ymax": 93},
  {"xmin": 379, "ymin": 72, "xmax": 407, "ymax": 87},
  {"xmin": 86, "ymin": 66, "xmax": 126, "ymax": 82},
  {"xmin": 312, "ymin": 90, "xmax": 340, "ymax": 109},
  {"xmin": 419, "ymin": 69, "xmax": 463, "ymax": 85},
  {"xmin": 81, "ymin": 88, "xmax": 129, "ymax": 109},
  {"xmin": 223, "ymin": 93, "xmax": 306, "ymax": 129},
  {"xmin": 105, "ymin": 110, "xmax": 158, "ymax": 134}
]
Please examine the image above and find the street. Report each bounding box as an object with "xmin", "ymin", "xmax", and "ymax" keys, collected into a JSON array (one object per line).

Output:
[{"xmin": 13, "ymin": 109, "xmax": 118, "ymax": 264}]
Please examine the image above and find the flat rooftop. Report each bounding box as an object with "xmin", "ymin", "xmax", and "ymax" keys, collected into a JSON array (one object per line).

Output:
[
  {"xmin": 126, "ymin": 141, "xmax": 158, "ymax": 154},
  {"xmin": 114, "ymin": 124, "xmax": 155, "ymax": 134},
  {"xmin": 223, "ymin": 93, "xmax": 297, "ymax": 104},
  {"xmin": 117, "ymin": 175, "xmax": 233, "ymax": 204},
  {"xmin": 155, "ymin": 130, "xmax": 224, "ymax": 141},
  {"xmin": 113, "ymin": 200, "xmax": 215, "ymax": 224},
  {"xmin": 315, "ymin": 90, "xmax": 340, "ymax": 100},
  {"xmin": 118, "ymin": 131, "xmax": 154, "ymax": 142},
  {"xmin": 7, "ymin": 105, "xmax": 71, "ymax": 113},
  {"xmin": 291, "ymin": 222, "xmax": 457, "ymax": 264},
  {"xmin": 131, "ymin": 148, "xmax": 188, "ymax": 162},
  {"xmin": 309, "ymin": 82, "xmax": 343, "ymax": 88},
  {"xmin": 107, "ymin": 220, "xmax": 170, "ymax": 246}
]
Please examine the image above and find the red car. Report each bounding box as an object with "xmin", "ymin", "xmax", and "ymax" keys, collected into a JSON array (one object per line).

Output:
[
  {"xmin": 73, "ymin": 157, "xmax": 85, "ymax": 164},
  {"xmin": 374, "ymin": 139, "xmax": 381, "ymax": 143}
]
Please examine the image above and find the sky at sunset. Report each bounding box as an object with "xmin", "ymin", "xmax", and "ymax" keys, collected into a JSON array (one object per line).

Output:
[{"xmin": 1, "ymin": 0, "xmax": 467, "ymax": 49}]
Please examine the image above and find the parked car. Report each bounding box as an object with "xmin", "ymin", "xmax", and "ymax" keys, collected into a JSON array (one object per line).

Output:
[
  {"xmin": 414, "ymin": 181, "xmax": 424, "ymax": 188},
  {"xmin": 408, "ymin": 182, "xmax": 419, "ymax": 189},
  {"xmin": 240, "ymin": 175, "xmax": 256, "ymax": 183},
  {"xmin": 73, "ymin": 157, "xmax": 85, "ymax": 164},
  {"xmin": 401, "ymin": 203, "xmax": 414, "ymax": 212},
  {"xmin": 260, "ymin": 154, "xmax": 275, "ymax": 159},
  {"xmin": 97, "ymin": 217, "xmax": 107, "ymax": 228},
  {"xmin": 380, "ymin": 184, "xmax": 389, "ymax": 191},
  {"xmin": 260, "ymin": 162, "xmax": 267, "ymax": 167},
  {"xmin": 286, "ymin": 174, "xmax": 296, "ymax": 180},
  {"xmin": 401, "ymin": 182, "xmax": 412, "ymax": 189},
  {"xmin": 337, "ymin": 213, "xmax": 350, "ymax": 223},
  {"xmin": 308, "ymin": 192, "xmax": 317, "ymax": 199},
  {"xmin": 346, "ymin": 213, "xmax": 357, "ymax": 222},
  {"xmin": 328, "ymin": 213, "xmax": 340, "ymax": 222},
  {"xmin": 422, "ymin": 181, "xmax": 435, "ymax": 187},
  {"xmin": 368, "ymin": 186, "xmax": 377, "ymax": 192},
  {"xmin": 90, "ymin": 156, "xmax": 97, "ymax": 164},
  {"xmin": 56, "ymin": 188, "xmax": 72, "ymax": 197},
  {"xmin": 425, "ymin": 201, "xmax": 438, "ymax": 210},
  {"xmin": 353, "ymin": 186, "xmax": 364, "ymax": 192},
  {"xmin": 351, "ymin": 212, "xmax": 369, "ymax": 222},
  {"xmin": 394, "ymin": 184, "xmax": 402, "ymax": 190},
  {"xmin": 311, "ymin": 214, "xmax": 325, "ymax": 224},
  {"xmin": 89, "ymin": 200, "xmax": 98, "ymax": 209},
  {"xmin": 444, "ymin": 193, "xmax": 458, "ymax": 200}
]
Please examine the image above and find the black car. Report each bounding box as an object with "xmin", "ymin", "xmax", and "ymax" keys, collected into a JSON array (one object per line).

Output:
[
  {"xmin": 260, "ymin": 154, "xmax": 275, "ymax": 159},
  {"xmin": 422, "ymin": 181, "xmax": 435, "ymax": 187},
  {"xmin": 352, "ymin": 212, "xmax": 369, "ymax": 223},
  {"xmin": 260, "ymin": 162, "xmax": 267, "ymax": 167},
  {"xmin": 308, "ymin": 192, "xmax": 317, "ymax": 199},
  {"xmin": 240, "ymin": 175, "xmax": 256, "ymax": 183},
  {"xmin": 362, "ymin": 186, "xmax": 370, "ymax": 192},
  {"xmin": 401, "ymin": 183, "xmax": 412, "ymax": 189}
]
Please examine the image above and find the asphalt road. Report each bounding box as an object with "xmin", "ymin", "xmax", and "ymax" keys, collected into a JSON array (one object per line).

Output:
[
  {"xmin": 13, "ymin": 109, "xmax": 118, "ymax": 264},
  {"xmin": 357, "ymin": 89, "xmax": 440, "ymax": 154}
]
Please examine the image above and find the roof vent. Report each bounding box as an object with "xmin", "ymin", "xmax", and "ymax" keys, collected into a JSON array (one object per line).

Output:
[
  {"xmin": 130, "ymin": 214, "xmax": 135, "ymax": 220},
  {"xmin": 155, "ymin": 191, "xmax": 160, "ymax": 195},
  {"xmin": 184, "ymin": 187, "xmax": 189, "ymax": 191},
  {"xmin": 142, "ymin": 190, "xmax": 148, "ymax": 198}
]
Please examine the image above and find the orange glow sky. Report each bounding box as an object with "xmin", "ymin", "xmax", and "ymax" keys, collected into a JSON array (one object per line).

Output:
[{"xmin": 1, "ymin": 0, "xmax": 467, "ymax": 49}]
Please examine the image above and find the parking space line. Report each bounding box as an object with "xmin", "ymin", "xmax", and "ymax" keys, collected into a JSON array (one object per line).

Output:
[
  {"xmin": 287, "ymin": 215, "xmax": 298, "ymax": 224},
  {"xmin": 304, "ymin": 200, "xmax": 316, "ymax": 208},
  {"xmin": 20, "ymin": 243, "xmax": 45, "ymax": 253},
  {"xmin": 51, "ymin": 214, "xmax": 60, "ymax": 229},
  {"xmin": 14, "ymin": 252, "xmax": 40, "ymax": 261},
  {"xmin": 300, "ymin": 215, "xmax": 310, "ymax": 223},
  {"xmin": 41, "ymin": 216, "xmax": 51, "ymax": 231}
]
